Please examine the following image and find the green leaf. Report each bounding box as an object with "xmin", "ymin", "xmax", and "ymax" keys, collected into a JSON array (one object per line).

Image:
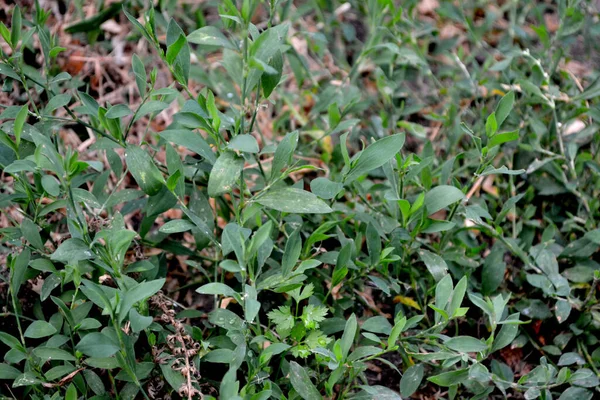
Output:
[
  {"xmin": 21, "ymin": 218, "xmax": 44, "ymax": 250},
  {"xmin": 310, "ymin": 177, "xmax": 343, "ymax": 200},
  {"xmin": 282, "ymin": 228, "xmax": 302, "ymax": 277},
  {"xmin": 123, "ymin": 8, "xmax": 153, "ymax": 43},
  {"xmin": 427, "ymin": 368, "xmax": 469, "ymax": 387},
  {"xmin": 0, "ymin": 22, "xmax": 10, "ymax": 45},
  {"xmin": 344, "ymin": 133, "xmax": 405, "ymax": 184},
  {"xmin": 558, "ymin": 387, "xmax": 593, "ymax": 400},
  {"xmin": 270, "ymin": 131, "xmax": 299, "ymax": 182},
  {"xmin": 13, "ymin": 105, "xmax": 27, "ymax": 146},
  {"xmin": 132, "ymin": 54, "xmax": 147, "ymax": 97},
  {"xmin": 166, "ymin": 33, "xmax": 187, "ymax": 65},
  {"xmin": 388, "ymin": 317, "xmax": 406, "ymax": 348},
  {"xmin": 366, "ymin": 222, "xmax": 382, "ymax": 266},
  {"xmin": 84, "ymin": 370, "xmax": 106, "ymax": 395},
  {"xmin": 495, "ymin": 91, "xmax": 515, "ymax": 127},
  {"xmin": 289, "ymin": 361, "xmax": 321, "ymax": 400},
  {"xmin": 449, "ymin": 276, "xmax": 467, "ymax": 318},
  {"xmin": 485, "ymin": 112, "xmax": 497, "ymax": 137},
  {"xmin": 76, "ymin": 333, "xmax": 120, "ymax": 358},
  {"xmin": 445, "ymin": 336, "xmax": 488, "ymax": 353},
  {"xmin": 208, "ymin": 151, "xmax": 244, "ymax": 197},
  {"xmin": 0, "ymin": 363, "xmax": 21, "ymax": 379},
  {"xmin": 24, "ymin": 321, "xmax": 57, "ymax": 338},
  {"xmin": 160, "ymin": 129, "xmax": 216, "ymax": 164},
  {"xmin": 482, "ymin": 245, "xmax": 506, "ymax": 295},
  {"xmin": 10, "ymin": 6, "xmax": 21, "ymax": 49},
  {"xmin": 105, "ymin": 104, "xmax": 132, "ymax": 119},
  {"xmin": 487, "ymin": 130, "xmax": 519, "ymax": 148},
  {"xmin": 166, "ymin": 19, "xmax": 190, "ymax": 84},
  {"xmin": 257, "ymin": 187, "xmax": 332, "ymax": 214},
  {"xmin": 129, "ymin": 309, "xmax": 153, "ymax": 333},
  {"xmin": 44, "ymin": 93, "xmax": 72, "ymax": 114},
  {"xmin": 0, "ymin": 63, "xmax": 21, "ymax": 81},
  {"xmin": 480, "ymin": 165, "xmax": 525, "ymax": 176},
  {"xmin": 423, "ymin": 185, "xmax": 464, "ymax": 215},
  {"xmin": 196, "ymin": 282, "xmax": 237, "ymax": 298},
  {"xmin": 228, "ymin": 134, "xmax": 259, "ymax": 153},
  {"xmin": 133, "ymin": 101, "xmax": 169, "ymax": 122},
  {"xmin": 159, "ymin": 219, "xmax": 196, "ymax": 234},
  {"xmin": 124, "ymin": 146, "xmax": 165, "ymax": 196},
  {"xmin": 51, "ymin": 238, "xmax": 94, "ymax": 264},
  {"xmin": 400, "ymin": 364, "xmax": 424, "ymax": 397},
  {"xmin": 418, "ymin": 249, "xmax": 448, "ymax": 282},
  {"xmin": 267, "ymin": 306, "xmax": 294, "ymax": 332},
  {"xmin": 187, "ymin": 26, "xmax": 235, "ymax": 49},
  {"xmin": 261, "ymin": 50, "xmax": 283, "ymax": 98},
  {"xmin": 209, "ymin": 308, "xmax": 244, "ymax": 331},
  {"xmin": 33, "ymin": 347, "xmax": 76, "ymax": 362},
  {"xmin": 362, "ymin": 316, "xmax": 392, "ymax": 335},
  {"xmin": 341, "ymin": 314, "xmax": 357, "ymax": 360},
  {"xmin": 118, "ymin": 279, "xmax": 165, "ymax": 323},
  {"xmin": 492, "ymin": 313, "xmax": 519, "ymax": 352}
]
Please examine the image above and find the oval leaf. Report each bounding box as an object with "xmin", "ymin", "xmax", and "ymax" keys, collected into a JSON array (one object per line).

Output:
[{"xmin": 257, "ymin": 187, "xmax": 332, "ymax": 214}]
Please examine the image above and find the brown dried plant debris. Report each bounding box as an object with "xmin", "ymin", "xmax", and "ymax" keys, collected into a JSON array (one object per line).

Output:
[{"xmin": 151, "ymin": 293, "xmax": 203, "ymax": 400}]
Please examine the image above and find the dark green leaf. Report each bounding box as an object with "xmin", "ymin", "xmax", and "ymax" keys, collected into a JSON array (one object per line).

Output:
[
  {"xmin": 24, "ymin": 321, "xmax": 57, "ymax": 339},
  {"xmin": 124, "ymin": 146, "xmax": 165, "ymax": 195},
  {"xmin": 76, "ymin": 333, "xmax": 120, "ymax": 358},
  {"xmin": 344, "ymin": 134, "xmax": 405, "ymax": 184},
  {"xmin": 400, "ymin": 364, "xmax": 424, "ymax": 397},
  {"xmin": 289, "ymin": 361, "xmax": 321, "ymax": 400}
]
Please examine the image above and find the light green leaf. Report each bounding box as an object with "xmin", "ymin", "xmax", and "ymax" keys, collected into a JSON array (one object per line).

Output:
[
  {"xmin": 488, "ymin": 130, "xmax": 519, "ymax": 148},
  {"xmin": 485, "ymin": 112, "xmax": 497, "ymax": 137},
  {"xmin": 445, "ymin": 336, "xmax": 488, "ymax": 353},
  {"xmin": 257, "ymin": 187, "xmax": 332, "ymax": 214},
  {"xmin": 196, "ymin": 282, "xmax": 237, "ymax": 298},
  {"xmin": 159, "ymin": 219, "xmax": 196, "ymax": 234},
  {"xmin": 310, "ymin": 177, "xmax": 343, "ymax": 200},
  {"xmin": 208, "ymin": 151, "xmax": 244, "ymax": 197},
  {"xmin": 423, "ymin": 185, "xmax": 464, "ymax": 215},
  {"xmin": 419, "ymin": 249, "xmax": 448, "ymax": 281},
  {"xmin": 187, "ymin": 26, "xmax": 235, "ymax": 49},
  {"xmin": 13, "ymin": 105, "xmax": 27, "ymax": 146},
  {"xmin": 427, "ymin": 368, "xmax": 469, "ymax": 387},
  {"xmin": 495, "ymin": 91, "xmax": 515, "ymax": 127},
  {"xmin": 228, "ymin": 134, "xmax": 259, "ymax": 153}
]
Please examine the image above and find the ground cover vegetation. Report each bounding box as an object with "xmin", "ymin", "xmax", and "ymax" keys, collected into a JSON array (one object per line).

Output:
[{"xmin": 1, "ymin": 0, "xmax": 600, "ymax": 399}]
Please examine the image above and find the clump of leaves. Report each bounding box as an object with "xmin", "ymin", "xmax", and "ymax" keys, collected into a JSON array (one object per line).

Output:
[{"xmin": 1, "ymin": 1, "xmax": 600, "ymax": 400}]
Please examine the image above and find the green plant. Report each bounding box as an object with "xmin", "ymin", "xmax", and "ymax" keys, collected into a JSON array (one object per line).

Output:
[{"xmin": 1, "ymin": 1, "xmax": 600, "ymax": 399}]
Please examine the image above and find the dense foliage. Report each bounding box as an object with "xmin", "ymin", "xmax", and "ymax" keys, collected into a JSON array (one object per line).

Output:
[{"xmin": 1, "ymin": 1, "xmax": 600, "ymax": 399}]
